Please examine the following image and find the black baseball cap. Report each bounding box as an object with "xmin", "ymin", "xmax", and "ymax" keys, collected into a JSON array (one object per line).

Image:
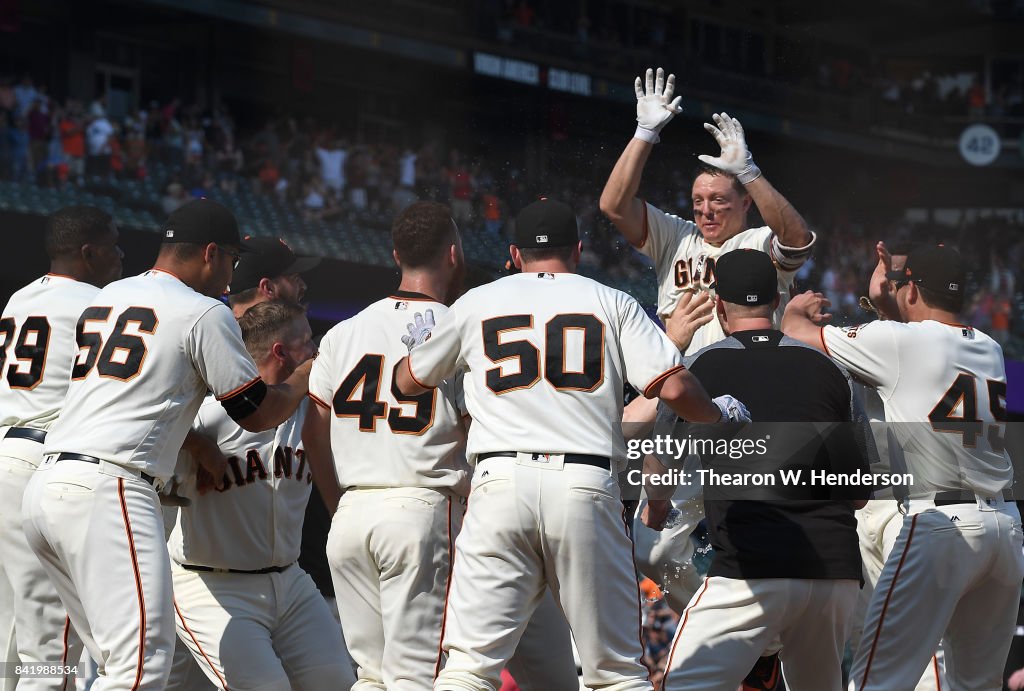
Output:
[
  {"xmin": 230, "ymin": 236, "xmax": 321, "ymax": 293},
  {"xmin": 161, "ymin": 199, "xmax": 244, "ymax": 247},
  {"xmin": 885, "ymin": 245, "xmax": 964, "ymax": 299},
  {"xmin": 711, "ymin": 249, "xmax": 778, "ymax": 306},
  {"xmin": 513, "ymin": 198, "xmax": 579, "ymax": 249}
]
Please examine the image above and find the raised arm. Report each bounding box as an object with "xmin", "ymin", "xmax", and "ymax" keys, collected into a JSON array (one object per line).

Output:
[
  {"xmin": 699, "ymin": 113, "xmax": 812, "ymax": 248},
  {"xmin": 599, "ymin": 67, "xmax": 682, "ymax": 247},
  {"xmin": 781, "ymin": 290, "xmax": 833, "ymax": 350}
]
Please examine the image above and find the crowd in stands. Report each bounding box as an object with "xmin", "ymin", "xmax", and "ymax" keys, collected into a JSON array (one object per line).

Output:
[
  {"xmin": 1, "ymin": 74, "xmax": 1022, "ymax": 359},
  {"xmin": 476, "ymin": 0, "xmax": 1023, "ymax": 135}
]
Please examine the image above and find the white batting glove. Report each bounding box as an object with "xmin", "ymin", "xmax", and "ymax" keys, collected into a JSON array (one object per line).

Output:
[
  {"xmin": 713, "ymin": 395, "xmax": 751, "ymax": 423},
  {"xmin": 697, "ymin": 112, "xmax": 762, "ymax": 184},
  {"xmin": 401, "ymin": 309, "xmax": 435, "ymax": 352},
  {"xmin": 634, "ymin": 67, "xmax": 682, "ymax": 144}
]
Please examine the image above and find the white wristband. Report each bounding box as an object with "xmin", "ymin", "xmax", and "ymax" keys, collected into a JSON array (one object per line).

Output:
[
  {"xmin": 633, "ymin": 125, "xmax": 660, "ymax": 144},
  {"xmin": 737, "ymin": 154, "xmax": 762, "ymax": 184}
]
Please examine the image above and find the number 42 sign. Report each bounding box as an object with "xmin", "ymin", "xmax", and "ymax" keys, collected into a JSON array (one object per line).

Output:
[{"xmin": 958, "ymin": 123, "xmax": 1002, "ymax": 166}]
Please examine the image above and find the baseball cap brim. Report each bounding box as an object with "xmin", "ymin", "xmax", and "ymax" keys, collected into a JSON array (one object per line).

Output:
[{"xmin": 285, "ymin": 256, "xmax": 321, "ymax": 274}]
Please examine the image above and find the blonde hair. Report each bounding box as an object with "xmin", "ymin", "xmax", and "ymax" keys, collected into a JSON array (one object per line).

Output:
[{"xmin": 237, "ymin": 300, "xmax": 307, "ymax": 362}]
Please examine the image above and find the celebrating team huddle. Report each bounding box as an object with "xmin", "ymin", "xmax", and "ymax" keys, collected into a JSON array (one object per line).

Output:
[{"xmin": 0, "ymin": 66, "xmax": 1019, "ymax": 691}]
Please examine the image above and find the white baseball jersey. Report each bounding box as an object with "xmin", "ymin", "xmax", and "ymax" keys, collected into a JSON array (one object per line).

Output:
[
  {"xmin": 407, "ymin": 272, "xmax": 684, "ymax": 470},
  {"xmin": 43, "ymin": 269, "xmax": 260, "ymax": 481},
  {"xmin": 168, "ymin": 398, "xmax": 311, "ymax": 571},
  {"xmin": 0, "ymin": 274, "xmax": 99, "ymax": 430},
  {"xmin": 821, "ymin": 320, "xmax": 1011, "ymax": 497},
  {"xmin": 309, "ymin": 292, "xmax": 470, "ymax": 493},
  {"xmin": 638, "ymin": 202, "xmax": 815, "ymax": 354}
]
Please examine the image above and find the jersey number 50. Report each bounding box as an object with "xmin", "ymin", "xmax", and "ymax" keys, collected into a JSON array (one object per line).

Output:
[
  {"xmin": 71, "ymin": 306, "xmax": 158, "ymax": 382},
  {"xmin": 482, "ymin": 314, "xmax": 605, "ymax": 394}
]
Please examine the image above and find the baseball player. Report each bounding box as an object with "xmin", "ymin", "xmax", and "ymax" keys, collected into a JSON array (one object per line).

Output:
[
  {"xmin": 166, "ymin": 300, "xmax": 355, "ymax": 690},
  {"xmin": 847, "ymin": 242, "xmax": 945, "ymax": 691},
  {"xmin": 393, "ymin": 198, "xmax": 750, "ymax": 691},
  {"xmin": 0, "ymin": 206, "xmax": 122, "ymax": 691},
  {"xmin": 647, "ymin": 249, "xmax": 870, "ymax": 691},
  {"xmin": 600, "ymin": 68, "xmax": 816, "ymax": 631},
  {"xmin": 305, "ymin": 201, "xmax": 579, "ymax": 690},
  {"xmin": 0, "ymin": 206, "xmax": 123, "ymax": 691},
  {"xmin": 783, "ymin": 245, "xmax": 1023, "ymax": 690},
  {"xmin": 222, "ymin": 234, "xmax": 341, "ymax": 616},
  {"xmin": 21, "ymin": 199, "xmax": 314, "ymax": 689},
  {"xmin": 227, "ymin": 236, "xmax": 320, "ymax": 318}
]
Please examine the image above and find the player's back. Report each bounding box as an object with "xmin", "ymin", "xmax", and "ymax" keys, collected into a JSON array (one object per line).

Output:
[
  {"xmin": 884, "ymin": 320, "xmax": 1010, "ymax": 496},
  {"xmin": 309, "ymin": 292, "xmax": 469, "ymax": 493},
  {"xmin": 1, "ymin": 274, "xmax": 99, "ymax": 429},
  {"xmin": 44, "ymin": 269, "xmax": 255, "ymax": 479},
  {"xmin": 438, "ymin": 272, "xmax": 681, "ymax": 466}
]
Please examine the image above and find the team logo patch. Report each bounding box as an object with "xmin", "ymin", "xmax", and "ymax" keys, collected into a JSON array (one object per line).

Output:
[
  {"xmin": 536, "ymin": 235, "xmax": 548, "ymax": 244},
  {"xmin": 842, "ymin": 325, "xmax": 864, "ymax": 339}
]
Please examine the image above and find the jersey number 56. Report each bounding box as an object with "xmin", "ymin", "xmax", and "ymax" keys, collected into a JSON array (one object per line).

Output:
[{"xmin": 71, "ymin": 306, "xmax": 158, "ymax": 382}]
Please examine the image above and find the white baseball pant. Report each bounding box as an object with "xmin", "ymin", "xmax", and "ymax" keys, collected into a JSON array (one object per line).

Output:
[
  {"xmin": 849, "ymin": 499, "xmax": 945, "ymax": 691},
  {"xmin": 851, "ymin": 499, "xmax": 1023, "ymax": 691},
  {"xmin": 165, "ymin": 640, "xmax": 213, "ymax": 691},
  {"xmin": 0, "ymin": 568, "xmax": 13, "ymax": 691},
  {"xmin": 328, "ymin": 486, "xmax": 579, "ymax": 691},
  {"xmin": 662, "ymin": 576, "xmax": 859, "ymax": 691},
  {"xmin": 1, "ymin": 436, "xmax": 86, "ymax": 691},
  {"xmin": 435, "ymin": 456, "xmax": 651, "ymax": 691},
  {"xmin": 170, "ymin": 563, "xmax": 355, "ymax": 690},
  {"xmin": 22, "ymin": 459, "xmax": 176, "ymax": 690},
  {"xmin": 631, "ymin": 486, "xmax": 705, "ymax": 613},
  {"xmin": 0, "ymin": 438, "xmax": 87, "ymax": 691}
]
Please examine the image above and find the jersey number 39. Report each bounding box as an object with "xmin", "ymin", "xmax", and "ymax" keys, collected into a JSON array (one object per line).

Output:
[{"xmin": 0, "ymin": 316, "xmax": 51, "ymax": 390}]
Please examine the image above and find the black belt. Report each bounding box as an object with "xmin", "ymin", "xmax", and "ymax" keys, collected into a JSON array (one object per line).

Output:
[
  {"xmin": 181, "ymin": 563, "xmax": 293, "ymax": 575},
  {"xmin": 5, "ymin": 427, "xmax": 46, "ymax": 443},
  {"xmin": 477, "ymin": 451, "xmax": 610, "ymax": 470},
  {"xmin": 934, "ymin": 490, "xmax": 980, "ymax": 506},
  {"xmin": 54, "ymin": 453, "xmax": 156, "ymax": 487}
]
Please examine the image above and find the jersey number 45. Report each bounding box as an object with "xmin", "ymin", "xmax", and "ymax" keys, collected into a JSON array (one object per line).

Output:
[
  {"xmin": 929, "ymin": 373, "xmax": 1008, "ymax": 453},
  {"xmin": 333, "ymin": 355, "xmax": 436, "ymax": 435}
]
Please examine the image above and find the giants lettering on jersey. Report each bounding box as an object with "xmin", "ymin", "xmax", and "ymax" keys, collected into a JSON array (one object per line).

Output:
[
  {"xmin": 215, "ymin": 445, "xmax": 311, "ymax": 492},
  {"xmin": 674, "ymin": 255, "xmax": 717, "ymax": 290}
]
